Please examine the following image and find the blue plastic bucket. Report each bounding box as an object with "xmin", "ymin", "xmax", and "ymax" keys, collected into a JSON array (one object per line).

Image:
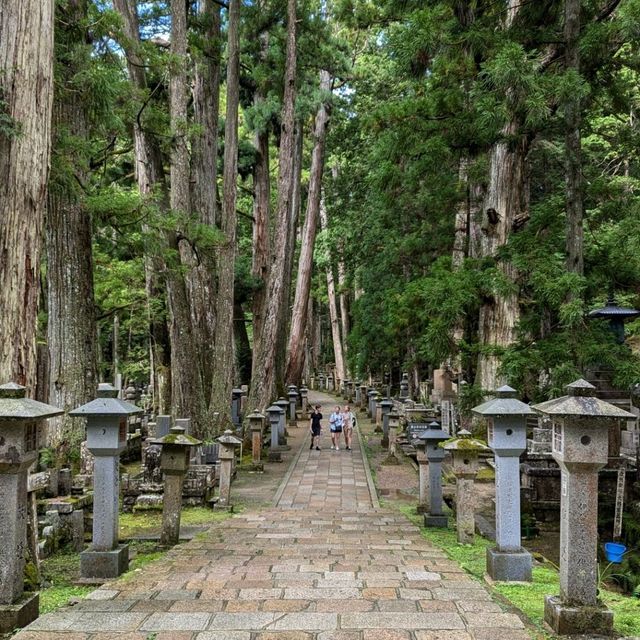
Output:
[{"xmin": 604, "ymin": 542, "xmax": 627, "ymax": 564}]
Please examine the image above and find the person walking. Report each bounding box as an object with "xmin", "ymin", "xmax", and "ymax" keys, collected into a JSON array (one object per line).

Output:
[
  {"xmin": 343, "ymin": 405, "xmax": 356, "ymax": 451},
  {"xmin": 328, "ymin": 405, "xmax": 344, "ymax": 450},
  {"xmin": 309, "ymin": 404, "xmax": 323, "ymax": 450}
]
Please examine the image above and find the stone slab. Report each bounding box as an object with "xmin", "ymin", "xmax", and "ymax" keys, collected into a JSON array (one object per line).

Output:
[
  {"xmin": 80, "ymin": 545, "xmax": 129, "ymax": 580},
  {"xmin": 0, "ymin": 592, "xmax": 39, "ymax": 634},
  {"xmin": 543, "ymin": 595, "xmax": 613, "ymax": 636},
  {"xmin": 486, "ymin": 547, "xmax": 532, "ymax": 582}
]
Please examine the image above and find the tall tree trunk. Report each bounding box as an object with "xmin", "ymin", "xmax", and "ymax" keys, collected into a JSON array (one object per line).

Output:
[
  {"xmin": 285, "ymin": 70, "xmax": 332, "ymax": 385},
  {"xmin": 564, "ymin": 0, "xmax": 583, "ymax": 277},
  {"xmin": 337, "ymin": 256, "xmax": 349, "ymax": 375},
  {"xmin": 167, "ymin": 0, "xmax": 209, "ymax": 434},
  {"xmin": 113, "ymin": 0, "xmax": 171, "ymax": 415},
  {"xmin": 475, "ymin": 125, "xmax": 529, "ymax": 391},
  {"xmin": 184, "ymin": 0, "xmax": 221, "ymax": 393},
  {"xmin": 248, "ymin": 0, "xmax": 298, "ymax": 410},
  {"xmin": 320, "ymin": 195, "xmax": 346, "ymax": 382},
  {"xmin": 251, "ymin": 30, "xmax": 271, "ymax": 362},
  {"xmin": 210, "ymin": 0, "xmax": 240, "ymax": 429},
  {"xmin": 46, "ymin": 0, "xmax": 97, "ymax": 454},
  {"xmin": 277, "ymin": 121, "xmax": 304, "ymax": 386},
  {"xmin": 234, "ymin": 302, "xmax": 251, "ymax": 384},
  {"xmin": 0, "ymin": 0, "xmax": 54, "ymax": 390}
]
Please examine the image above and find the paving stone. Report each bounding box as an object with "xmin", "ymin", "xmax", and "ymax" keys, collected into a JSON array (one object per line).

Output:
[
  {"xmin": 209, "ymin": 612, "xmax": 278, "ymax": 629},
  {"xmin": 362, "ymin": 631, "xmax": 412, "ymax": 640},
  {"xmin": 415, "ymin": 632, "xmax": 474, "ymax": 640},
  {"xmin": 341, "ymin": 612, "xmax": 465, "ymax": 630},
  {"xmin": 195, "ymin": 633, "xmax": 252, "ymax": 640},
  {"xmin": 70, "ymin": 612, "xmax": 149, "ymax": 632},
  {"xmin": 154, "ymin": 589, "xmax": 201, "ymax": 600},
  {"xmin": 270, "ymin": 613, "xmax": 338, "ymax": 630},
  {"xmin": 462, "ymin": 613, "xmax": 524, "ymax": 628},
  {"xmin": 85, "ymin": 590, "xmax": 119, "ymax": 601},
  {"xmin": 255, "ymin": 633, "xmax": 314, "ymax": 640},
  {"xmin": 140, "ymin": 613, "xmax": 211, "ymax": 631},
  {"xmin": 9, "ymin": 634, "xmax": 90, "ymax": 640},
  {"xmin": 456, "ymin": 601, "xmax": 503, "ymax": 613},
  {"xmin": 469, "ymin": 630, "xmax": 531, "ymax": 640}
]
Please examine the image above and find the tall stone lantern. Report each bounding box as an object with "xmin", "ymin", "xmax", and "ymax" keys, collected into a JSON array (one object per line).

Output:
[
  {"xmin": 367, "ymin": 388, "xmax": 377, "ymax": 419},
  {"xmin": 267, "ymin": 405, "xmax": 283, "ymax": 462},
  {"xmin": 442, "ymin": 430, "xmax": 488, "ymax": 544},
  {"xmin": 533, "ymin": 379, "xmax": 634, "ymax": 635},
  {"xmin": 420, "ymin": 420, "xmax": 449, "ymax": 527},
  {"xmin": 0, "ymin": 382, "xmax": 62, "ymax": 633},
  {"xmin": 287, "ymin": 388, "xmax": 299, "ymax": 427},
  {"xmin": 299, "ymin": 386, "xmax": 309, "ymax": 414},
  {"xmin": 473, "ymin": 385, "xmax": 533, "ymax": 582},
  {"xmin": 153, "ymin": 426, "xmax": 201, "ymax": 546},
  {"xmin": 248, "ymin": 410, "xmax": 265, "ymax": 471},
  {"xmin": 216, "ymin": 429, "xmax": 242, "ymax": 509},
  {"xmin": 380, "ymin": 398, "xmax": 393, "ymax": 448},
  {"xmin": 275, "ymin": 397, "xmax": 289, "ymax": 442},
  {"xmin": 383, "ymin": 410, "xmax": 401, "ymax": 464},
  {"xmin": 400, "ymin": 373, "xmax": 410, "ymax": 400},
  {"xmin": 70, "ymin": 383, "xmax": 141, "ymax": 579}
]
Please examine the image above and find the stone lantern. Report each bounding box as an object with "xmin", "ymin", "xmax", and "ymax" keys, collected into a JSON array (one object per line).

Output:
[
  {"xmin": 319, "ymin": 373, "xmax": 325, "ymax": 391},
  {"xmin": 473, "ymin": 385, "xmax": 534, "ymax": 582},
  {"xmin": 400, "ymin": 373, "xmax": 410, "ymax": 400},
  {"xmin": 275, "ymin": 397, "xmax": 289, "ymax": 441},
  {"xmin": 532, "ymin": 379, "xmax": 634, "ymax": 635},
  {"xmin": 354, "ymin": 382, "xmax": 362, "ymax": 406},
  {"xmin": 287, "ymin": 388, "xmax": 299, "ymax": 427},
  {"xmin": 267, "ymin": 405, "xmax": 283, "ymax": 462},
  {"xmin": 380, "ymin": 398, "xmax": 393, "ymax": 448},
  {"xmin": 231, "ymin": 388, "xmax": 243, "ymax": 428},
  {"xmin": 383, "ymin": 410, "xmax": 401, "ymax": 464},
  {"xmin": 248, "ymin": 410, "xmax": 265, "ymax": 471},
  {"xmin": 420, "ymin": 420, "xmax": 449, "ymax": 527},
  {"xmin": 588, "ymin": 296, "xmax": 640, "ymax": 345},
  {"xmin": 216, "ymin": 430, "xmax": 242, "ymax": 509},
  {"xmin": 0, "ymin": 382, "xmax": 62, "ymax": 633},
  {"xmin": 367, "ymin": 389, "xmax": 377, "ymax": 419},
  {"xmin": 442, "ymin": 429, "xmax": 488, "ymax": 544},
  {"xmin": 153, "ymin": 426, "xmax": 201, "ymax": 546},
  {"xmin": 299, "ymin": 386, "xmax": 309, "ymax": 414},
  {"xmin": 69, "ymin": 383, "xmax": 141, "ymax": 579}
]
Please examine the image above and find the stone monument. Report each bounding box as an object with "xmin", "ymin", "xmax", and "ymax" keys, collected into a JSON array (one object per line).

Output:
[
  {"xmin": 216, "ymin": 430, "xmax": 242, "ymax": 509},
  {"xmin": 0, "ymin": 382, "xmax": 62, "ymax": 633},
  {"xmin": 380, "ymin": 398, "xmax": 393, "ymax": 448},
  {"xmin": 419, "ymin": 420, "xmax": 449, "ymax": 527},
  {"xmin": 473, "ymin": 385, "xmax": 533, "ymax": 582},
  {"xmin": 70, "ymin": 383, "xmax": 141, "ymax": 579},
  {"xmin": 248, "ymin": 410, "xmax": 265, "ymax": 471},
  {"xmin": 533, "ymin": 379, "xmax": 634, "ymax": 635}
]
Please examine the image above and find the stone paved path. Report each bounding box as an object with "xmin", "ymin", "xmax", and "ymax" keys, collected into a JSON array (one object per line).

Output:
[{"xmin": 13, "ymin": 392, "xmax": 531, "ymax": 640}]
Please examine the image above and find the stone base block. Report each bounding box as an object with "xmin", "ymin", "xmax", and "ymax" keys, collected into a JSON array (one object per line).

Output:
[
  {"xmin": 250, "ymin": 462, "xmax": 264, "ymax": 472},
  {"xmin": 381, "ymin": 437, "xmax": 389, "ymax": 449},
  {"xmin": 544, "ymin": 595, "xmax": 613, "ymax": 636},
  {"xmin": 424, "ymin": 513, "xmax": 448, "ymax": 528},
  {"xmin": 80, "ymin": 544, "xmax": 129, "ymax": 580},
  {"xmin": 486, "ymin": 547, "xmax": 532, "ymax": 582},
  {"xmin": 416, "ymin": 504, "xmax": 429, "ymax": 515},
  {"xmin": 268, "ymin": 451, "xmax": 282, "ymax": 462},
  {"xmin": 0, "ymin": 592, "xmax": 39, "ymax": 634}
]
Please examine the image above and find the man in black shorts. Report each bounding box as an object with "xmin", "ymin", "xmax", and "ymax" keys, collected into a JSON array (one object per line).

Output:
[{"xmin": 309, "ymin": 405, "xmax": 323, "ymax": 450}]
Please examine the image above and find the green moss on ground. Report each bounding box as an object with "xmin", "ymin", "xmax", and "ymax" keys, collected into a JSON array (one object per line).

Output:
[{"xmin": 119, "ymin": 506, "xmax": 233, "ymax": 538}]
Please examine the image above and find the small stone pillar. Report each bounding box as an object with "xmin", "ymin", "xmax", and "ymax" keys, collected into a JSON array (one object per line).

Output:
[
  {"xmin": 231, "ymin": 388, "xmax": 242, "ymax": 428},
  {"xmin": 380, "ymin": 398, "xmax": 393, "ymax": 448},
  {"xmin": 299, "ymin": 387, "xmax": 309, "ymax": 414},
  {"xmin": 420, "ymin": 420, "xmax": 449, "ymax": 527},
  {"xmin": 342, "ymin": 380, "xmax": 349, "ymax": 400},
  {"xmin": 248, "ymin": 410, "xmax": 265, "ymax": 471},
  {"xmin": 287, "ymin": 389, "xmax": 298, "ymax": 426},
  {"xmin": 415, "ymin": 436, "xmax": 429, "ymax": 514},
  {"xmin": 473, "ymin": 385, "xmax": 533, "ymax": 582},
  {"xmin": 400, "ymin": 373, "xmax": 410, "ymax": 400},
  {"xmin": 443, "ymin": 429, "xmax": 488, "ymax": 544},
  {"xmin": 354, "ymin": 383, "xmax": 361, "ymax": 406},
  {"xmin": 383, "ymin": 410, "xmax": 401, "ymax": 464},
  {"xmin": 533, "ymin": 379, "xmax": 634, "ymax": 635},
  {"xmin": 267, "ymin": 405, "xmax": 282, "ymax": 462},
  {"xmin": 359, "ymin": 384, "xmax": 367, "ymax": 410},
  {"xmin": 216, "ymin": 430, "xmax": 242, "ymax": 509},
  {"xmin": 367, "ymin": 389, "xmax": 377, "ymax": 419},
  {"xmin": 154, "ymin": 426, "xmax": 201, "ymax": 546},
  {"xmin": 70, "ymin": 383, "xmax": 141, "ymax": 580},
  {"xmin": 0, "ymin": 383, "xmax": 62, "ymax": 633},
  {"xmin": 319, "ymin": 373, "xmax": 325, "ymax": 391},
  {"xmin": 275, "ymin": 397, "xmax": 289, "ymax": 442}
]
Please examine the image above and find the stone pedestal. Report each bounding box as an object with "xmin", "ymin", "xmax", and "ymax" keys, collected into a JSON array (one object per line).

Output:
[
  {"xmin": 544, "ymin": 595, "xmax": 613, "ymax": 636},
  {"xmin": 267, "ymin": 405, "xmax": 282, "ymax": 462},
  {"xmin": 249, "ymin": 411, "xmax": 264, "ymax": 472},
  {"xmin": 0, "ymin": 593, "xmax": 39, "ymax": 634},
  {"xmin": 416, "ymin": 453, "xmax": 429, "ymax": 514},
  {"xmin": 288, "ymin": 391, "xmax": 298, "ymax": 427},
  {"xmin": 380, "ymin": 399, "xmax": 392, "ymax": 448},
  {"xmin": 80, "ymin": 545, "xmax": 129, "ymax": 580},
  {"xmin": 216, "ymin": 430, "xmax": 241, "ymax": 509}
]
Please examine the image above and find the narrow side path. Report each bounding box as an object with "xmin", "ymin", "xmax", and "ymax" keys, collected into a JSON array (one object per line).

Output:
[{"xmin": 13, "ymin": 391, "xmax": 530, "ymax": 640}]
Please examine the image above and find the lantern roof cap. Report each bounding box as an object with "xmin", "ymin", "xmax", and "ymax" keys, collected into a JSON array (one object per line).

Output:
[
  {"xmin": 153, "ymin": 425, "xmax": 201, "ymax": 447},
  {"xmin": 0, "ymin": 382, "xmax": 64, "ymax": 420},
  {"xmin": 588, "ymin": 297, "xmax": 640, "ymax": 320},
  {"xmin": 418, "ymin": 420, "xmax": 449, "ymax": 442},
  {"xmin": 69, "ymin": 383, "xmax": 141, "ymax": 417},
  {"xmin": 472, "ymin": 385, "xmax": 534, "ymax": 417},
  {"xmin": 441, "ymin": 429, "xmax": 488, "ymax": 451},
  {"xmin": 217, "ymin": 429, "xmax": 242, "ymax": 445},
  {"xmin": 248, "ymin": 409, "xmax": 265, "ymax": 419},
  {"xmin": 532, "ymin": 379, "xmax": 635, "ymax": 419}
]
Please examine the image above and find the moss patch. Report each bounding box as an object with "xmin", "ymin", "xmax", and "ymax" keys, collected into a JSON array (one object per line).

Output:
[{"xmin": 119, "ymin": 506, "xmax": 234, "ymax": 538}]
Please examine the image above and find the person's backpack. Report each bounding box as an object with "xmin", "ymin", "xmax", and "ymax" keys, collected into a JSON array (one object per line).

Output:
[{"xmin": 351, "ymin": 414, "xmax": 357, "ymax": 428}]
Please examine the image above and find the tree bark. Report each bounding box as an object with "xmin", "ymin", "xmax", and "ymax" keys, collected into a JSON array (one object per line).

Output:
[
  {"xmin": 210, "ymin": 0, "xmax": 240, "ymax": 430},
  {"xmin": 320, "ymin": 195, "xmax": 346, "ymax": 383},
  {"xmin": 251, "ymin": 30, "xmax": 271, "ymax": 362},
  {"xmin": 46, "ymin": 0, "xmax": 97, "ymax": 453},
  {"xmin": 167, "ymin": 0, "xmax": 209, "ymax": 434},
  {"xmin": 0, "ymin": 0, "xmax": 54, "ymax": 390},
  {"xmin": 285, "ymin": 70, "xmax": 332, "ymax": 385},
  {"xmin": 337, "ymin": 255, "xmax": 349, "ymax": 375},
  {"xmin": 564, "ymin": 0, "xmax": 584, "ymax": 277},
  {"xmin": 184, "ymin": 0, "xmax": 221, "ymax": 393},
  {"xmin": 113, "ymin": 0, "xmax": 172, "ymax": 415},
  {"xmin": 475, "ymin": 125, "xmax": 529, "ymax": 391},
  {"xmin": 248, "ymin": 0, "xmax": 298, "ymax": 411}
]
